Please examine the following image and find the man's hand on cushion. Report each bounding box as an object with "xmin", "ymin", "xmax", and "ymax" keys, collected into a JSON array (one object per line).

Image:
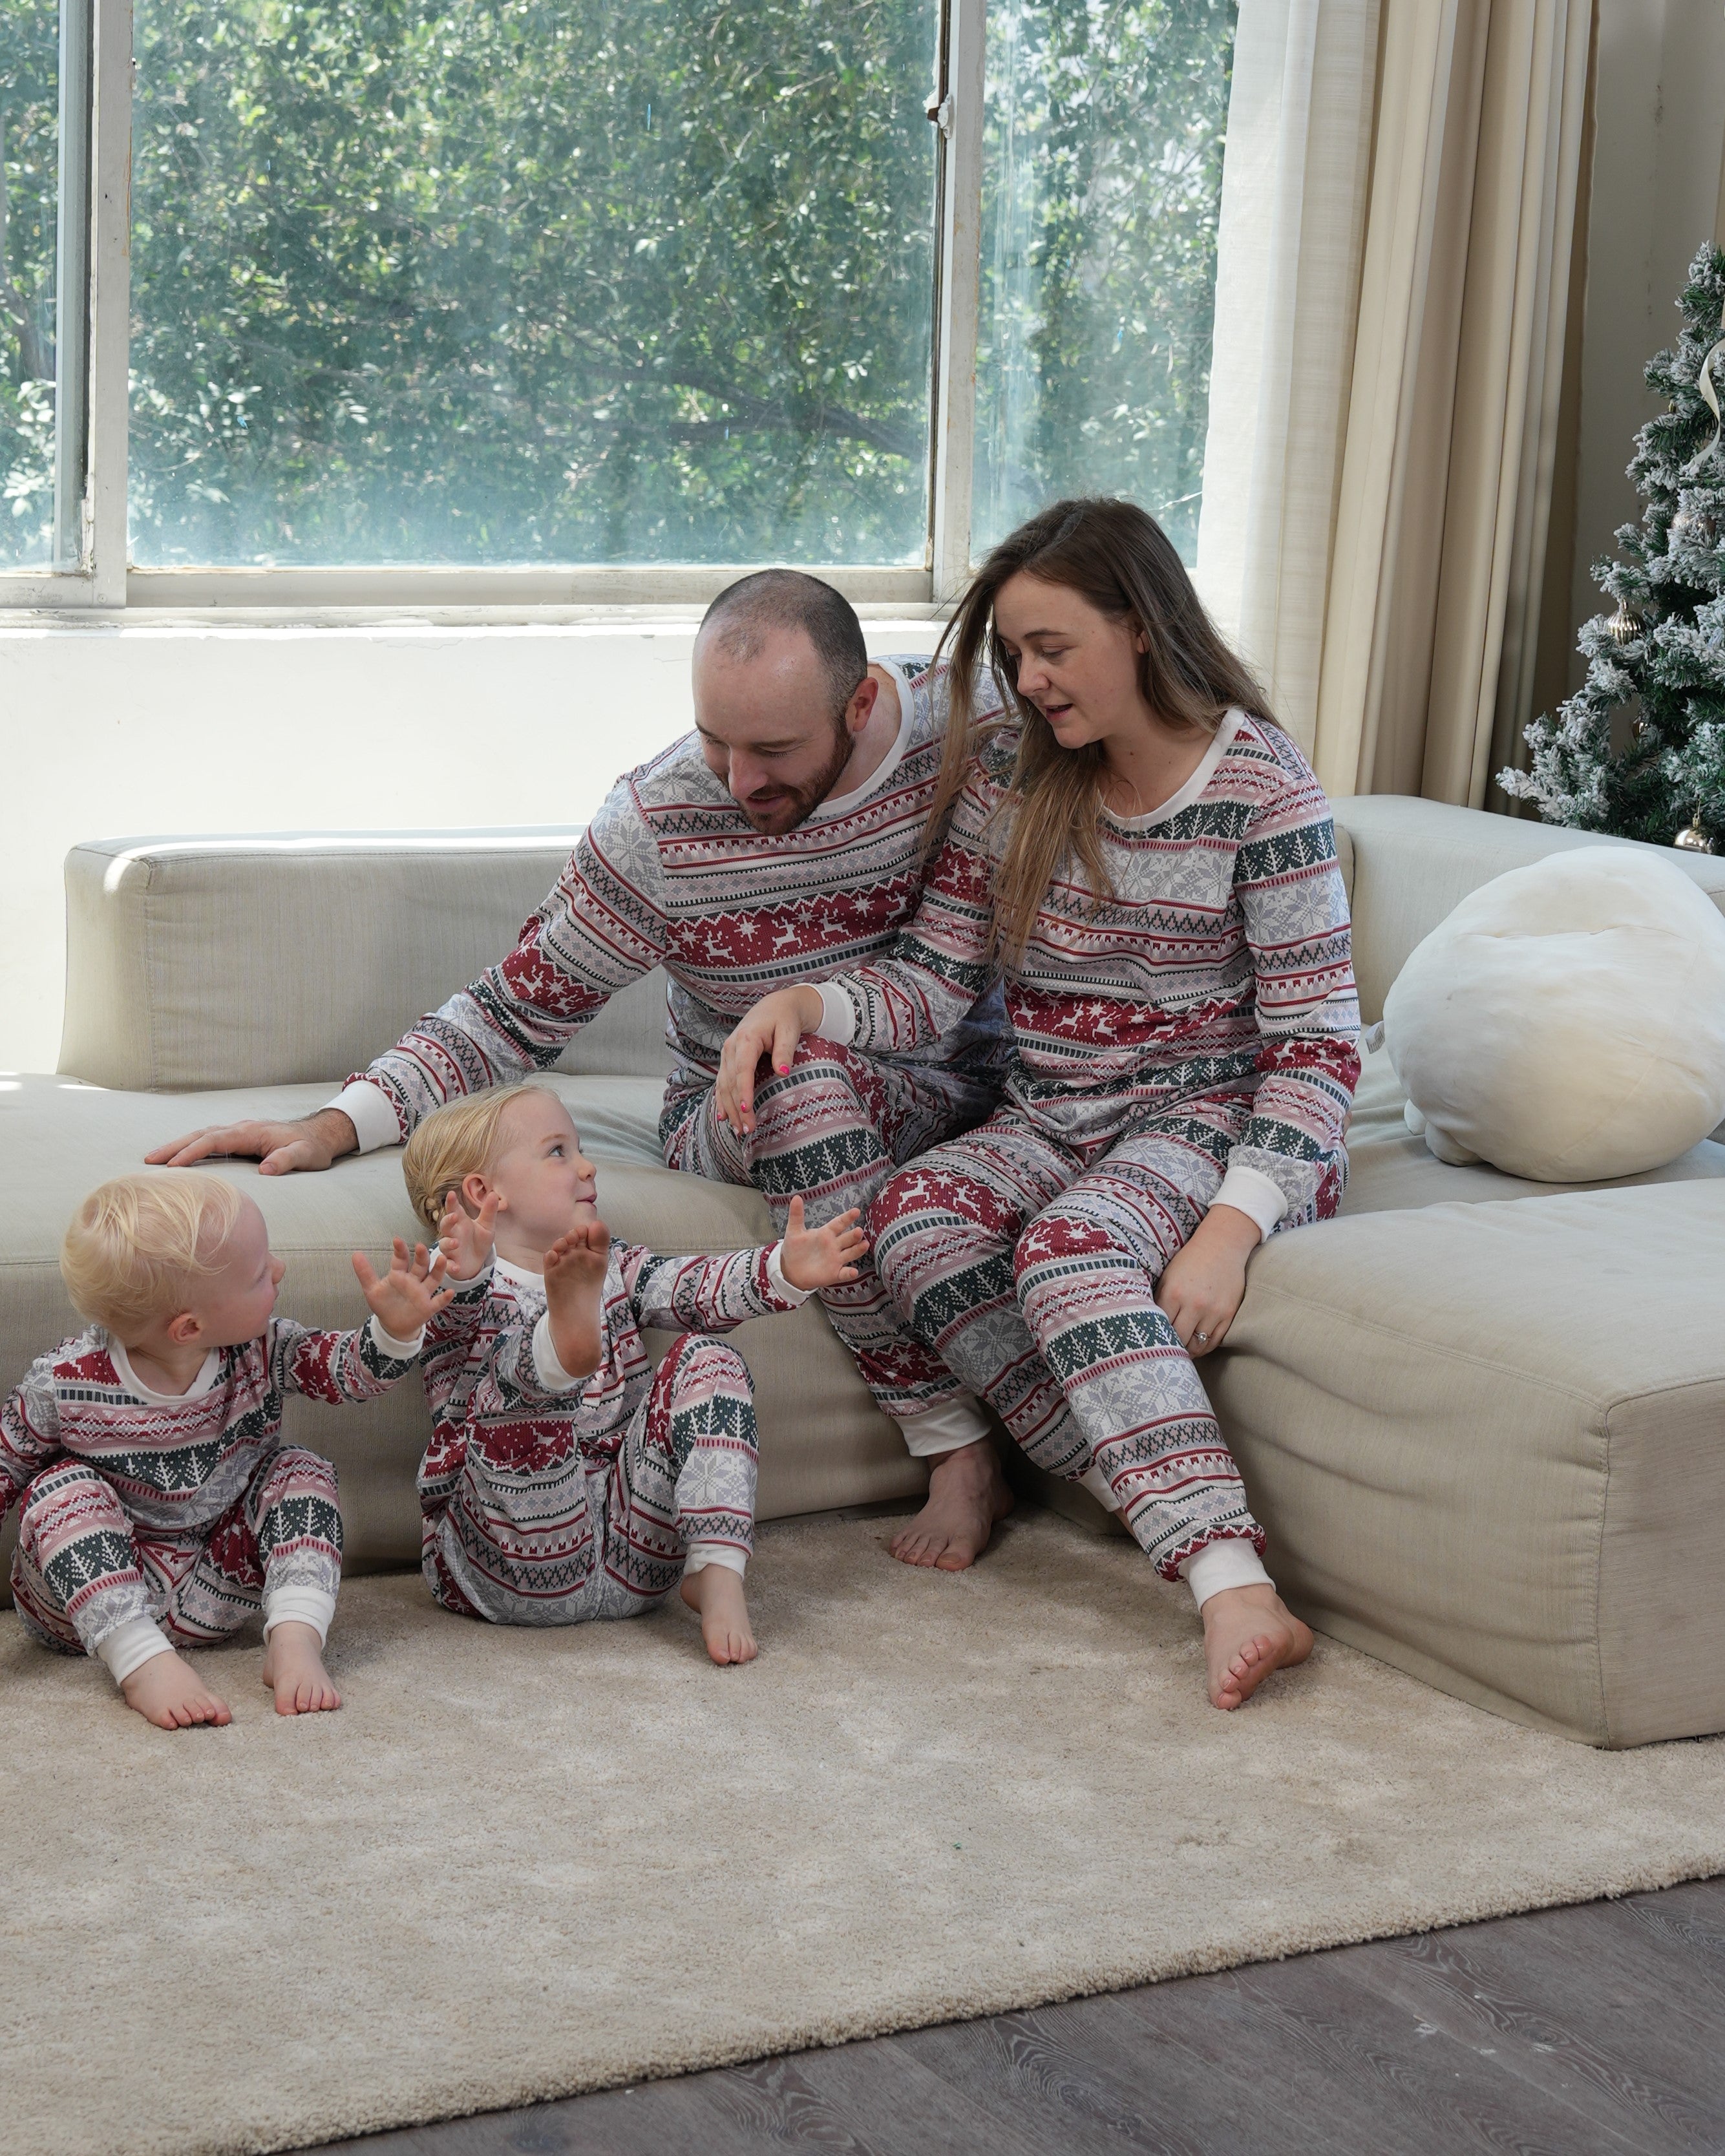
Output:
[
  {"xmin": 145, "ymin": 1107, "xmax": 360, "ymax": 1176},
  {"xmin": 714, "ymin": 986, "xmax": 824, "ymax": 1136}
]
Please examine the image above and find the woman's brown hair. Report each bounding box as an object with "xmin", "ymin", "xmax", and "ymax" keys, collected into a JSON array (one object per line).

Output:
[{"xmin": 927, "ymin": 496, "xmax": 1276, "ymax": 962}]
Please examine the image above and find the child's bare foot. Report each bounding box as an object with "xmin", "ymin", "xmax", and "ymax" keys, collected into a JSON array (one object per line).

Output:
[
  {"xmin": 261, "ymin": 1621, "xmax": 342, "ymax": 1715},
  {"xmin": 1201, "ymin": 1584, "xmax": 1313, "ymax": 1709},
  {"xmin": 889, "ymin": 1437, "xmax": 1013, "ymax": 1570},
  {"xmin": 680, "ymin": 1565, "xmax": 757, "ymax": 1665},
  {"xmin": 121, "ymin": 1650, "xmax": 232, "ymax": 1730},
  {"xmin": 543, "ymin": 1221, "xmax": 609, "ymax": 1380}
]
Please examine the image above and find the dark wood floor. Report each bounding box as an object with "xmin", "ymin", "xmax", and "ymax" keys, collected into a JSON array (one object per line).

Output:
[{"xmin": 317, "ymin": 1873, "xmax": 1725, "ymax": 2156}]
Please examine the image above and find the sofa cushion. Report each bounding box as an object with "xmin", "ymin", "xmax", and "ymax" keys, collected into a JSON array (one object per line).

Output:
[
  {"xmin": 1341, "ymin": 1045, "xmax": 1725, "ymax": 1216},
  {"xmin": 0, "ymin": 1073, "xmax": 922, "ymax": 1605},
  {"xmin": 59, "ymin": 833, "xmax": 677, "ymax": 1090},
  {"xmin": 1205, "ymin": 1179, "xmax": 1725, "ymax": 1746}
]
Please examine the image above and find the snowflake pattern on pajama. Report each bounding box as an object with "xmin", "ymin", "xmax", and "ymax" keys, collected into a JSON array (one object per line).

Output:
[
  {"xmin": 825, "ymin": 711, "xmax": 1362, "ymax": 1577},
  {"xmin": 0, "ymin": 1320, "xmax": 415, "ymax": 1657},
  {"xmin": 348, "ymin": 657, "xmax": 1010, "ymax": 1428},
  {"xmin": 418, "ymin": 1245, "xmax": 793, "ymax": 1625}
]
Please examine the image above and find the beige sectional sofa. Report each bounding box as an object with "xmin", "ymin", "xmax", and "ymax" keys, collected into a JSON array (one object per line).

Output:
[{"xmin": 5, "ymin": 798, "xmax": 1724, "ymax": 1747}]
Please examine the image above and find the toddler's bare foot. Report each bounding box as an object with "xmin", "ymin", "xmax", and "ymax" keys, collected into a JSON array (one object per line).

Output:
[
  {"xmin": 680, "ymin": 1565, "xmax": 757, "ymax": 1665},
  {"xmin": 889, "ymin": 1437, "xmax": 1013, "ymax": 1570},
  {"xmin": 121, "ymin": 1650, "xmax": 232, "ymax": 1730},
  {"xmin": 1201, "ymin": 1583, "xmax": 1313, "ymax": 1709},
  {"xmin": 261, "ymin": 1621, "xmax": 342, "ymax": 1715}
]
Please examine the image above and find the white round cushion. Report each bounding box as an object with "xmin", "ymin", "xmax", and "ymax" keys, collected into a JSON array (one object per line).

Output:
[{"xmin": 1382, "ymin": 845, "xmax": 1725, "ymax": 1182}]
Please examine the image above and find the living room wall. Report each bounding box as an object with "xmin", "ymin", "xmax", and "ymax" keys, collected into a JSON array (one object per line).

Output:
[{"xmin": 0, "ymin": 618, "xmax": 942, "ymax": 1073}]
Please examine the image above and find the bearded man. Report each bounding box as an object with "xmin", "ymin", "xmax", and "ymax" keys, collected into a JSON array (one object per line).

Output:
[{"xmin": 151, "ymin": 571, "xmax": 1015, "ymax": 1570}]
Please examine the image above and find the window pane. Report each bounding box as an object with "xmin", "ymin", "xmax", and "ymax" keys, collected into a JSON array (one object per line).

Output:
[
  {"xmin": 0, "ymin": 0, "xmax": 61, "ymax": 571},
  {"xmin": 129, "ymin": 0, "xmax": 940, "ymax": 569},
  {"xmin": 973, "ymin": 0, "xmax": 1234, "ymax": 562}
]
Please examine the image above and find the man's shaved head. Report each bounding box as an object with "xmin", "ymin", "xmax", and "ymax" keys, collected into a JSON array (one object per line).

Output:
[{"xmin": 698, "ymin": 569, "xmax": 869, "ymax": 721}]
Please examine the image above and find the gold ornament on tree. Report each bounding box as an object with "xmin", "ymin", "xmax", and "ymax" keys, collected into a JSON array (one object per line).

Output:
[
  {"xmin": 1675, "ymin": 810, "xmax": 1719, "ymax": 853},
  {"xmin": 1609, "ymin": 599, "xmax": 1642, "ymax": 644}
]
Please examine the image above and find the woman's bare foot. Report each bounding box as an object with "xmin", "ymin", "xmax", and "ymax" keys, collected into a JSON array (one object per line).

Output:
[
  {"xmin": 679, "ymin": 1565, "xmax": 757, "ymax": 1665},
  {"xmin": 889, "ymin": 1437, "xmax": 1014, "ymax": 1570},
  {"xmin": 120, "ymin": 1650, "xmax": 232, "ymax": 1729},
  {"xmin": 1201, "ymin": 1584, "xmax": 1313, "ymax": 1709},
  {"xmin": 260, "ymin": 1621, "xmax": 342, "ymax": 1715}
]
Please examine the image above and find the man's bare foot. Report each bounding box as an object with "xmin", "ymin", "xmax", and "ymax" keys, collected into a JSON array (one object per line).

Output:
[
  {"xmin": 1201, "ymin": 1583, "xmax": 1313, "ymax": 1709},
  {"xmin": 680, "ymin": 1566, "xmax": 757, "ymax": 1665},
  {"xmin": 120, "ymin": 1650, "xmax": 232, "ymax": 1730},
  {"xmin": 889, "ymin": 1437, "xmax": 1013, "ymax": 1571},
  {"xmin": 260, "ymin": 1621, "xmax": 342, "ymax": 1715}
]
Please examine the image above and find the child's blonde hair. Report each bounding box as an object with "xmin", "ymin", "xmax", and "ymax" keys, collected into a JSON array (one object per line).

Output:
[
  {"xmin": 401, "ymin": 1083, "xmax": 545, "ymax": 1232},
  {"xmin": 61, "ymin": 1171, "xmax": 246, "ymax": 1335}
]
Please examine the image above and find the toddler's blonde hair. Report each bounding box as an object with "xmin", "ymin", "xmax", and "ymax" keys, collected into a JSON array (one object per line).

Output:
[
  {"xmin": 401, "ymin": 1083, "xmax": 547, "ymax": 1232},
  {"xmin": 61, "ymin": 1171, "xmax": 246, "ymax": 1335}
]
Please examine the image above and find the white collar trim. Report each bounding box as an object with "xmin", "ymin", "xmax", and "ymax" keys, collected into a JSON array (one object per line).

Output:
[
  {"xmin": 1106, "ymin": 709, "xmax": 1245, "ymax": 830},
  {"xmin": 819, "ymin": 658, "xmax": 916, "ymax": 818},
  {"xmin": 109, "ymin": 1339, "xmax": 222, "ymax": 1405}
]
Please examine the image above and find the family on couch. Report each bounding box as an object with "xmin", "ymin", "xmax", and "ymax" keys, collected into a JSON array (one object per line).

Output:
[{"xmin": 2, "ymin": 496, "xmax": 1363, "ymax": 1728}]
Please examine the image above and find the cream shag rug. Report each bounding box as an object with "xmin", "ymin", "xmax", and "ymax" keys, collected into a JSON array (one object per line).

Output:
[{"xmin": 5, "ymin": 1509, "xmax": 1725, "ymax": 2156}]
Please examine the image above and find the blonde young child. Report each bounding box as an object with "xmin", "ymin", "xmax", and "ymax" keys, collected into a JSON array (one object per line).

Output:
[
  {"xmin": 403, "ymin": 1082, "xmax": 867, "ymax": 1664},
  {"xmin": 0, "ymin": 1172, "xmax": 452, "ymax": 1729}
]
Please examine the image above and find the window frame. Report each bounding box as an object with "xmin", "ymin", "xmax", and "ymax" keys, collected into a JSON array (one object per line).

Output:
[{"xmin": 1, "ymin": 0, "xmax": 987, "ymax": 614}]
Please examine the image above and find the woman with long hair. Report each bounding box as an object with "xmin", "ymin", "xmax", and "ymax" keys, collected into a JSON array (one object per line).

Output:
[{"xmin": 715, "ymin": 498, "xmax": 1360, "ymax": 1708}]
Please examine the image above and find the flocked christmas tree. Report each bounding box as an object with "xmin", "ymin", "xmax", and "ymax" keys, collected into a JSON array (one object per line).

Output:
[{"xmin": 1501, "ymin": 242, "xmax": 1725, "ymax": 850}]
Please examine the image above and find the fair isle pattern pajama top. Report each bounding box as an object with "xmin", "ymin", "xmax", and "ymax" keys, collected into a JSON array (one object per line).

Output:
[
  {"xmin": 814, "ymin": 711, "xmax": 1362, "ymax": 1582},
  {"xmin": 329, "ymin": 658, "xmax": 1008, "ymax": 1439},
  {"xmin": 0, "ymin": 1318, "xmax": 417, "ymax": 1671},
  {"xmin": 416, "ymin": 1242, "xmax": 801, "ymax": 1626}
]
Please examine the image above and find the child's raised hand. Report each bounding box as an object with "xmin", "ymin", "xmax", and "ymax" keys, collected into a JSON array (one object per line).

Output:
[
  {"xmin": 352, "ymin": 1237, "xmax": 453, "ymax": 1341},
  {"xmin": 438, "ymin": 1187, "xmax": 500, "ymax": 1282},
  {"xmin": 779, "ymin": 1197, "xmax": 867, "ymax": 1292}
]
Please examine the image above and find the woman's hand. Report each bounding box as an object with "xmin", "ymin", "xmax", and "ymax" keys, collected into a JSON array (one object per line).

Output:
[
  {"xmin": 778, "ymin": 1198, "xmax": 867, "ymax": 1293},
  {"xmin": 437, "ymin": 1188, "xmax": 500, "ymax": 1282},
  {"xmin": 715, "ymin": 985, "xmax": 825, "ymax": 1136},
  {"xmin": 1156, "ymin": 1203, "xmax": 1262, "ymax": 1357}
]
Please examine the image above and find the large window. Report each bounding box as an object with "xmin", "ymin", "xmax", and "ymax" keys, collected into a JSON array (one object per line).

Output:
[{"xmin": 0, "ymin": 0, "xmax": 1234, "ymax": 607}]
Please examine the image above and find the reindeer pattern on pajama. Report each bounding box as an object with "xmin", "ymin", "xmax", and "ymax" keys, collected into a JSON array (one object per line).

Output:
[
  {"xmin": 815, "ymin": 710, "xmax": 1362, "ymax": 1578},
  {"xmin": 0, "ymin": 1319, "xmax": 416, "ymax": 1658},
  {"xmin": 418, "ymin": 1244, "xmax": 794, "ymax": 1626}
]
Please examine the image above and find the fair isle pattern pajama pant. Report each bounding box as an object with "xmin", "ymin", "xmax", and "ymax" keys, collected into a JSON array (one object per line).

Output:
[
  {"xmin": 869, "ymin": 1096, "xmax": 1345, "ymax": 1578},
  {"xmin": 425, "ymin": 1333, "xmax": 760, "ymax": 1626},
  {"xmin": 9, "ymin": 1446, "xmax": 343, "ymax": 1658},
  {"xmin": 661, "ymin": 1037, "xmax": 1000, "ymax": 1424}
]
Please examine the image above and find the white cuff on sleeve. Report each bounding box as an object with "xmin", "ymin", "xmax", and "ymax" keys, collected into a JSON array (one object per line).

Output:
[
  {"xmin": 814, "ymin": 980, "xmax": 859, "ymax": 1046},
  {"xmin": 683, "ymin": 1543, "xmax": 748, "ymax": 1578},
  {"xmin": 893, "ymin": 1393, "xmax": 993, "ymax": 1458},
  {"xmin": 531, "ymin": 1311, "xmax": 584, "ymax": 1393},
  {"xmin": 764, "ymin": 1243, "xmax": 815, "ymax": 1306},
  {"xmin": 1180, "ymin": 1539, "xmax": 1274, "ymax": 1609},
  {"xmin": 262, "ymin": 1586, "xmax": 338, "ymax": 1644},
  {"xmin": 325, "ymin": 1079, "xmax": 405, "ymax": 1155},
  {"xmin": 366, "ymin": 1313, "xmax": 426, "ymax": 1361},
  {"xmin": 1079, "ymin": 1461, "xmax": 1122, "ymax": 1513},
  {"xmin": 1211, "ymin": 1164, "xmax": 1289, "ymax": 1242},
  {"xmin": 94, "ymin": 1616, "xmax": 175, "ymax": 1685}
]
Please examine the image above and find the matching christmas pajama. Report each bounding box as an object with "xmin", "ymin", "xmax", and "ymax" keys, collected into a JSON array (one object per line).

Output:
[
  {"xmin": 818, "ymin": 710, "xmax": 1361, "ymax": 1591},
  {"xmin": 327, "ymin": 655, "xmax": 1008, "ymax": 1452},
  {"xmin": 1, "ymin": 1318, "xmax": 418, "ymax": 1678},
  {"xmin": 417, "ymin": 1246, "xmax": 798, "ymax": 1626}
]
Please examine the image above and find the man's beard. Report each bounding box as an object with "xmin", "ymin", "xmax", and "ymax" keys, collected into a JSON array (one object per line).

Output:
[{"xmin": 735, "ymin": 720, "xmax": 854, "ymax": 834}]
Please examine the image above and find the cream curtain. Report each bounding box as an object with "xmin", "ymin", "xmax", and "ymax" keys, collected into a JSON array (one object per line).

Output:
[
  {"xmin": 1194, "ymin": 0, "xmax": 1379, "ymax": 754},
  {"xmin": 1311, "ymin": 0, "xmax": 1593, "ymax": 805}
]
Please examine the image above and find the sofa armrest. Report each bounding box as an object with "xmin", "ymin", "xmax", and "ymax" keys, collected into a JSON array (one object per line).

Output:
[
  {"xmin": 1332, "ymin": 795, "xmax": 1725, "ymax": 1022},
  {"xmin": 59, "ymin": 829, "xmax": 675, "ymax": 1092}
]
